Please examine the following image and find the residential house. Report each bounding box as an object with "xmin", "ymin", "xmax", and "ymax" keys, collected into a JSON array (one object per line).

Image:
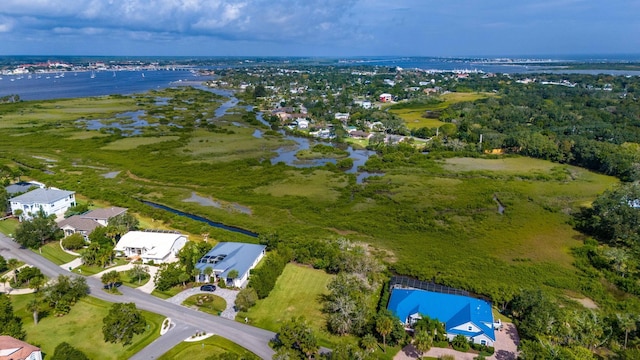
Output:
[
  {"xmin": 57, "ymin": 207, "xmax": 127, "ymax": 239},
  {"xmin": 114, "ymin": 230, "xmax": 187, "ymax": 263},
  {"xmin": 9, "ymin": 188, "xmax": 76, "ymax": 221},
  {"xmin": 334, "ymin": 113, "xmax": 350, "ymax": 122},
  {"xmin": 354, "ymin": 100, "xmax": 372, "ymax": 109},
  {"xmin": 297, "ymin": 119, "xmax": 310, "ymax": 129},
  {"xmin": 0, "ymin": 336, "xmax": 42, "ymax": 360},
  {"xmin": 5, "ymin": 181, "xmax": 45, "ymax": 196},
  {"xmin": 387, "ymin": 288, "xmax": 498, "ymax": 346},
  {"xmin": 195, "ymin": 242, "xmax": 266, "ymax": 288},
  {"xmin": 349, "ymin": 130, "xmax": 372, "ymax": 140},
  {"xmin": 379, "ymin": 93, "xmax": 393, "ymax": 102}
]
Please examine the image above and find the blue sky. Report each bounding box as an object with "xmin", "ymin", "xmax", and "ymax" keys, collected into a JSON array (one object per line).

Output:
[{"xmin": 0, "ymin": 0, "xmax": 638, "ymax": 57}]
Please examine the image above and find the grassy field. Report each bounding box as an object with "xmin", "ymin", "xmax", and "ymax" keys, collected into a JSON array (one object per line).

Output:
[
  {"xmin": 101, "ymin": 135, "xmax": 181, "ymax": 150},
  {"xmin": 11, "ymin": 294, "xmax": 164, "ymax": 360},
  {"xmin": 157, "ymin": 335, "xmax": 260, "ymax": 360},
  {"xmin": 35, "ymin": 241, "xmax": 78, "ymax": 265},
  {"xmin": 72, "ymin": 258, "xmax": 128, "ymax": 275},
  {"xmin": 240, "ymin": 263, "xmax": 342, "ymax": 347},
  {"xmin": 390, "ymin": 92, "xmax": 495, "ymax": 129}
]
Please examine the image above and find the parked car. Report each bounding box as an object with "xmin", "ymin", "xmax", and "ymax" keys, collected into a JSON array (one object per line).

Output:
[{"xmin": 200, "ymin": 284, "xmax": 216, "ymax": 292}]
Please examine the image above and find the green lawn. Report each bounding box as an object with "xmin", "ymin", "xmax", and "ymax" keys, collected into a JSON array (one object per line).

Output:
[
  {"xmin": 120, "ymin": 271, "xmax": 150, "ymax": 288},
  {"xmin": 0, "ymin": 218, "xmax": 19, "ymax": 236},
  {"xmin": 34, "ymin": 241, "xmax": 78, "ymax": 266},
  {"xmin": 182, "ymin": 294, "xmax": 226, "ymax": 315},
  {"xmin": 72, "ymin": 258, "xmax": 128, "ymax": 275},
  {"xmin": 240, "ymin": 263, "xmax": 345, "ymax": 348},
  {"xmin": 152, "ymin": 284, "xmax": 192, "ymax": 299},
  {"xmin": 11, "ymin": 294, "xmax": 164, "ymax": 360},
  {"xmin": 158, "ymin": 335, "xmax": 260, "ymax": 360}
]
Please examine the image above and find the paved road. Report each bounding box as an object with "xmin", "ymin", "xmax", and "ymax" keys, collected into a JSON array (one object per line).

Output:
[{"xmin": 0, "ymin": 233, "xmax": 276, "ymax": 359}]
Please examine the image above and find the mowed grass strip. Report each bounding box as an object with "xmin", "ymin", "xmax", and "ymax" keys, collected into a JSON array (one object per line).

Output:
[
  {"xmin": 242, "ymin": 264, "xmax": 335, "ymax": 342},
  {"xmin": 158, "ymin": 335, "xmax": 260, "ymax": 360},
  {"xmin": 11, "ymin": 294, "xmax": 164, "ymax": 360},
  {"xmin": 35, "ymin": 241, "xmax": 78, "ymax": 265}
]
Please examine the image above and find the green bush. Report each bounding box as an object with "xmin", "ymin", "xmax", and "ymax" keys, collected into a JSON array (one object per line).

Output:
[
  {"xmin": 451, "ymin": 334, "xmax": 470, "ymax": 352},
  {"xmin": 62, "ymin": 233, "xmax": 86, "ymax": 250}
]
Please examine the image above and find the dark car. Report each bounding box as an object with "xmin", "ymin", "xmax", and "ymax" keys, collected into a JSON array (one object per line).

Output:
[{"xmin": 200, "ymin": 284, "xmax": 216, "ymax": 292}]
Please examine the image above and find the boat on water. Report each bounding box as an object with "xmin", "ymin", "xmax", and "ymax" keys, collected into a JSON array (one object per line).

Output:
[{"xmin": 90, "ymin": 71, "xmax": 96, "ymax": 79}]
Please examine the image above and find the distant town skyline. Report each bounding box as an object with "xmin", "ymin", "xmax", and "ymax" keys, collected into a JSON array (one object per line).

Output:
[{"xmin": 0, "ymin": 0, "xmax": 638, "ymax": 57}]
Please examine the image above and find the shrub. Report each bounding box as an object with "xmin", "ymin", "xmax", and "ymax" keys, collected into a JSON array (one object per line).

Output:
[
  {"xmin": 51, "ymin": 342, "xmax": 89, "ymax": 360},
  {"xmin": 451, "ymin": 334, "xmax": 470, "ymax": 352},
  {"xmin": 62, "ymin": 233, "xmax": 86, "ymax": 250}
]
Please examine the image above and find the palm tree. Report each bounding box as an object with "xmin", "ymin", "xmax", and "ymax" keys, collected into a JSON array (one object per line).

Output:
[
  {"xmin": 376, "ymin": 315, "xmax": 394, "ymax": 352},
  {"xmin": 27, "ymin": 297, "xmax": 43, "ymax": 325},
  {"xmin": 360, "ymin": 333, "xmax": 378, "ymax": 354},
  {"xmin": 7, "ymin": 258, "xmax": 20, "ymax": 283},
  {"xmin": 617, "ymin": 313, "xmax": 638, "ymax": 349},
  {"xmin": 101, "ymin": 270, "xmax": 120, "ymax": 291},
  {"xmin": 128, "ymin": 265, "xmax": 149, "ymax": 284},
  {"xmin": 413, "ymin": 329, "xmax": 432, "ymax": 359},
  {"xmin": 203, "ymin": 266, "xmax": 214, "ymax": 283}
]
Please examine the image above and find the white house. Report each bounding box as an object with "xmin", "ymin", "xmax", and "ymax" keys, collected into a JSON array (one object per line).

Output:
[
  {"xmin": 0, "ymin": 336, "xmax": 42, "ymax": 360},
  {"xmin": 195, "ymin": 242, "xmax": 266, "ymax": 288},
  {"xmin": 114, "ymin": 230, "xmax": 187, "ymax": 263},
  {"xmin": 379, "ymin": 93, "xmax": 393, "ymax": 102},
  {"xmin": 334, "ymin": 113, "xmax": 350, "ymax": 122},
  {"xmin": 297, "ymin": 119, "xmax": 310, "ymax": 129},
  {"xmin": 9, "ymin": 188, "xmax": 76, "ymax": 221},
  {"xmin": 354, "ymin": 100, "xmax": 372, "ymax": 109}
]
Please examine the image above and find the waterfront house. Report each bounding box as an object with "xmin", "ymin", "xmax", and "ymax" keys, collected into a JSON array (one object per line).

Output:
[
  {"xmin": 9, "ymin": 188, "xmax": 75, "ymax": 221},
  {"xmin": 114, "ymin": 230, "xmax": 187, "ymax": 263},
  {"xmin": 195, "ymin": 242, "xmax": 266, "ymax": 287},
  {"xmin": 387, "ymin": 288, "xmax": 497, "ymax": 346}
]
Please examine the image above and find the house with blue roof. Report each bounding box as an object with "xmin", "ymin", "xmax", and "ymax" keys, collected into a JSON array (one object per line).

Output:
[
  {"xmin": 387, "ymin": 288, "xmax": 498, "ymax": 346},
  {"xmin": 195, "ymin": 242, "xmax": 266, "ymax": 288}
]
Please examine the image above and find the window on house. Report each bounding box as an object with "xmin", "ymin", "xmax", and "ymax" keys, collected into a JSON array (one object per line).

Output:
[
  {"xmin": 481, "ymin": 340, "xmax": 487, "ymax": 345},
  {"xmin": 468, "ymin": 326, "xmax": 473, "ymax": 331}
]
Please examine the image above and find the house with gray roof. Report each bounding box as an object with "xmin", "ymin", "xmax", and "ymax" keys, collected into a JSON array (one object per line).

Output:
[
  {"xmin": 5, "ymin": 181, "xmax": 45, "ymax": 196},
  {"xmin": 195, "ymin": 242, "xmax": 266, "ymax": 288},
  {"xmin": 57, "ymin": 207, "xmax": 128, "ymax": 239},
  {"xmin": 9, "ymin": 188, "xmax": 75, "ymax": 221}
]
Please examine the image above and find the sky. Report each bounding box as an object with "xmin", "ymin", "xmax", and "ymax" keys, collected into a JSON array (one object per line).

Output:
[{"xmin": 0, "ymin": 0, "xmax": 638, "ymax": 57}]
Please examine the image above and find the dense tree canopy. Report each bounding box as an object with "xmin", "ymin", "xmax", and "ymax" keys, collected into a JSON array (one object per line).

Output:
[
  {"xmin": 0, "ymin": 293, "xmax": 25, "ymax": 339},
  {"xmin": 102, "ymin": 302, "xmax": 147, "ymax": 345},
  {"xmin": 13, "ymin": 210, "xmax": 60, "ymax": 249}
]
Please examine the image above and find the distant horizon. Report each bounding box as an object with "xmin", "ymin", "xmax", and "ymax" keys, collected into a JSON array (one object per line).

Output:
[
  {"xmin": 1, "ymin": 1, "xmax": 638, "ymax": 58},
  {"xmin": 1, "ymin": 53, "xmax": 640, "ymax": 61}
]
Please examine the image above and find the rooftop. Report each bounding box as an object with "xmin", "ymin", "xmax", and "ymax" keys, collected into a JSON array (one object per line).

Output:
[
  {"xmin": 0, "ymin": 336, "xmax": 40, "ymax": 360},
  {"xmin": 388, "ymin": 288, "xmax": 495, "ymax": 341},
  {"xmin": 114, "ymin": 230, "xmax": 186, "ymax": 259},
  {"xmin": 9, "ymin": 187, "xmax": 74, "ymax": 204},
  {"xmin": 196, "ymin": 242, "xmax": 266, "ymax": 279}
]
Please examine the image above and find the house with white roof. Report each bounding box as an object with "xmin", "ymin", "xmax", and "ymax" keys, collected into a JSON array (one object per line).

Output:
[
  {"xmin": 114, "ymin": 230, "xmax": 187, "ymax": 264},
  {"xmin": 0, "ymin": 336, "xmax": 42, "ymax": 360},
  {"xmin": 9, "ymin": 188, "xmax": 75, "ymax": 221},
  {"xmin": 195, "ymin": 242, "xmax": 266, "ymax": 288}
]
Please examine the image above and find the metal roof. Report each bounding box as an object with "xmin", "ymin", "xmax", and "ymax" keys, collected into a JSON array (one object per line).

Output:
[
  {"xmin": 388, "ymin": 288, "xmax": 496, "ymax": 341},
  {"xmin": 195, "ymin": 242, "xmax": 266, "ymax": 279},
  {"xmin": 9, "ymin": 188, "xmax": 74, "ymax": 204}
]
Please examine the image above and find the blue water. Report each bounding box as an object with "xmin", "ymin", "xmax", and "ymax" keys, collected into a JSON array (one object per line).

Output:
[
  {"xmin": 140, "ymin": 200, "xmax": 258, "ymax": 238},
  {"xmin": 0, "ymin": 70, "xmax": 203, "ymax": 100}
]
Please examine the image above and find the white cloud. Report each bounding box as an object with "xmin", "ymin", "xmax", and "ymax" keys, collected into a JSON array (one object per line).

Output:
[{"xmin": 0, "ymin": 0, "xmax": 360, "ymax": 44}]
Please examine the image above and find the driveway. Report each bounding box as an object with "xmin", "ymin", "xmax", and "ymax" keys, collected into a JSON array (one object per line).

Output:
[
  {"xmin": 167, "ymin": 287, "xmax": 240, "ymax": 320},
  {"xmin": 394, "ymin": 323, "xmax": 519, "ymax": 360}
]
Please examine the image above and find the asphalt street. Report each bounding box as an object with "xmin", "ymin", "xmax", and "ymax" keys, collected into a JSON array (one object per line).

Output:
[{"xmin": 0, "ymin": 233, "xmax": 276, "ymax": 359}]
